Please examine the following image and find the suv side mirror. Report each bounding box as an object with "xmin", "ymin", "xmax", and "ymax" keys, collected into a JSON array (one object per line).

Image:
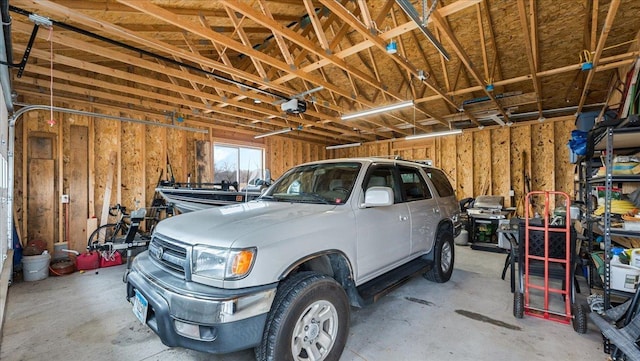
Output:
[{"xmin": 361, "ymin": 187, "xmax": 394, "ymax": 208}]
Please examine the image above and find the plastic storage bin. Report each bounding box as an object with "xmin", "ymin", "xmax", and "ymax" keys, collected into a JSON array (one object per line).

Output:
[{"xmin": 611, "ymin": 263, "xmax": 640, "ymax": 291}]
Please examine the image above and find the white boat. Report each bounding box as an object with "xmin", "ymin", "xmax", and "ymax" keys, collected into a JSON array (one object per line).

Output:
[{"xmin": 156, "ymin": 181, "xmax": 263, "ymax": 213}]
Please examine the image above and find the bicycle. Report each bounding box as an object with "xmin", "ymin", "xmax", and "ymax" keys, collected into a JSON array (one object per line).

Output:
[
  {"xmin": 87, "ymin": 204, "xmax": 147, "ymax": 250},
  {"xmin": 87, "ymin": 203, "xmax": 151, "ymax": 282}
]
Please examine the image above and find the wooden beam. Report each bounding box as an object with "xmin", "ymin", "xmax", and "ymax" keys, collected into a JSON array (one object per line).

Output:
[
  {"xmin": 414, "ymin": 51, "xmax": 639, "ymax": 104},
  {"xmin": 257, "ymin": 0, "xmax": 296, "ymax": 66},
  {"xmin": 272, "ymin": 0, "xmax": 480, "ymax": 106},
  {"xmin": 476, "ymin": 4, "xmax": 489, "ymax": 82},
  {"xmin": 12, "ymin": 27, "xmax": 364, "ymax": 140},
  {"xmin": 12, "ymin": 69, "xmax": 293, "ymax": 137},
  {"xmin": 115, "ymin": 0, "xmax": 398, "ymax": 130},
  {"xmin": 14, "ymin": 0, "xmax": 293, "ymax": 96},
  {"xmin": 577, "ymin": 0, "xmax": 621, "ymax": 113},
  {"xmin": 317, "ymin": 0, "xmax": 453, "ymax": 125},
  {"xmin": 303, "ymin": 0, "xmax": 331, "ymax": 52},
  {"xmin": 45, "ymin": 0, "xmax": 304, "ymax": 21},
  {"xmin": 216, "ymin": 10, "xmax": 268, "ymax": 82},
  {"xmin": 480, "ymin": 0, "xmax": 504, "ymax": 91},
  {"xmin": 591, "ymin": 0, "xmax": 599, "ymax": 52},
  {"xmin": 221, "ymin": 0, "xmax": 402, "ymax": 105},
  {"xmin": 517, "ymin": 0, "xmax": 543, "ymax": 116},
  {"xmin": 430, "ymin": 10, "xmax": 510, "ymax": 123}
]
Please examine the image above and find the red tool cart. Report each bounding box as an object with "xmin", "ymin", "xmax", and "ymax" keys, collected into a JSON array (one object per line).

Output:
[{"xmin": 513, "ymin": 191, "xmax": 588, "ymax": 333}]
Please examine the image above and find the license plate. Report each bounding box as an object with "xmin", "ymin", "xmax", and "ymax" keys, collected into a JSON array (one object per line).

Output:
[{"xmin": 132, "ymin": 290, "xmax": 148, "ymax": 324}]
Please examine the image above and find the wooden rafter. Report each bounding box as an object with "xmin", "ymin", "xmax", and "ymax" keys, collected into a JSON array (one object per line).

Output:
[
  {"xmin": 15, "ymin": 0, "xmax": 295, "ymax": 97},
  {"xmin": 318, "ymin": 0, "xmax": 452, "ymax": 125},
  {"xmin": 591, "ymin": 0, "xmax": 599, "ymax": 52},
  {"xmin": 476, "ymin": 4, "xmax": 489, "ymax": 83},
  {"xmin": 10, "ymin": 0, "xmax": 638, "ymax": 143},
  {"xmin": 517, "ymin": 0, "xmax": 543, "ymax": 116},
  {"xmin": 256, "ymin": 0, "xmax": 296, "ymax": 67},
  {"xmin": 577, "ymin": 0, "xmax": 621, "ymax": 113},
  {"xmin": 430, "ymin": 10, "xmax": 508, "ymax": 123},
  {"xmin": 480, "ymin": 0, "xmax": 504, "ymax": 92},
  {"xmin": 14, "ymin": 38, "xmax": 373, "ymax": 142},
  {"xmin": 303, "ymin": 0, "xmax": 331, "ymax": 53},
  {"xmin": 221, "ymin": 1, "xmax": 402, "ymax": 105},
  {"xmin": 272, "ymin": 0, "xmax": 479, "ymax": 107},
  {"xmin": 42, "ymin": 0, "xmax": 304, "ymax": 21},
  {"xmin": 220, "ymin": 8, "xmax": 269, "ymax": 81}
]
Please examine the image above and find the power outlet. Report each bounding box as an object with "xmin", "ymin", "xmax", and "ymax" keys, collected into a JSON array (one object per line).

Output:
[
  {"xmin": 509, "ymin": 189, "xmax": 515, "ymax": 197},
  {"xmin": 61, "ymin": 194, "xmax": 70, "ymax": 204}
]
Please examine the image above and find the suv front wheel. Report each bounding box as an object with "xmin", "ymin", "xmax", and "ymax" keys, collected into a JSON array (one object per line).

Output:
[
  {"xmin": 256, "ymin": 272, "xmax": 350, "ymax": 361},
  {"xmin": 424, "ymin": 229, "xmax": 454, "ymax": 283}
]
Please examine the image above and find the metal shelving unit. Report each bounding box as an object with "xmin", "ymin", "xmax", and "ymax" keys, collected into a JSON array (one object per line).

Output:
[{"xmin": 592, "ymin": 127, "xmax": 640, "ymax": 309}]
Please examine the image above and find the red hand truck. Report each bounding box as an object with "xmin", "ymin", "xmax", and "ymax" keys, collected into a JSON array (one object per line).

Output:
[{"xmin": 513, "ymin": 191, "xmax": 588, "ymax": 333}]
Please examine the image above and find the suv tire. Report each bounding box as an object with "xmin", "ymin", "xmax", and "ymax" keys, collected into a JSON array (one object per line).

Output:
[
  {"xmin": 424, "ymin": 229, "xmax": 454, "ymax": 283},
  {"xmin": 256, "ymin": 272, "xmax": 349, "ymax": 361}
]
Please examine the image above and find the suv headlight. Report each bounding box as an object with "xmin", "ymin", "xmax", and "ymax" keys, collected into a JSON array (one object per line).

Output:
[{"xmin": 192, "ymin": 246, "xmax": 256, "ymax": 280}]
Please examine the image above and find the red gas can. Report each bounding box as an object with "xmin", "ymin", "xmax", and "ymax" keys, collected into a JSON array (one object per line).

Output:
[{"xmin": 76, "ymin": 251, "xmax": 100, "ymax": 271}]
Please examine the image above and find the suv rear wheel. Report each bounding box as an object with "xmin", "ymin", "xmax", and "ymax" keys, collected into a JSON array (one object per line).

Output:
[
  {"xmin": 256, "ymin": 272, "xmax": 349, "ymax": 361},
  {"xmin": 424, "ymin": 229, "xmax": 454, "ymax": 283}
]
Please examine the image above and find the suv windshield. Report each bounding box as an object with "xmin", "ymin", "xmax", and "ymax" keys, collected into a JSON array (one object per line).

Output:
[{"xmin": 263, "ymin": 162, "xmax": 361, "ymax": 204}]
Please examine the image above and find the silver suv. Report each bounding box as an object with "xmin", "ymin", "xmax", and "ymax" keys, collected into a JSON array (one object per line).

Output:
[{"xmin": 127, "ymin": 157, "xmax": 461, "ymax": 361}]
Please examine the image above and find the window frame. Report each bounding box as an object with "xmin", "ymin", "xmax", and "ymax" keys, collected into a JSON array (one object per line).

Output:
[{"xmin": 213, "ymin": 143, "xmax": 265, "ymax": 189}]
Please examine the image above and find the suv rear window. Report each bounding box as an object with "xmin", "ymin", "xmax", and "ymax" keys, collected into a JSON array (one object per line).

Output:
[
  {"xmin": 424, "ymin": 168, "xmax": 455, "ymax": 197},
  {"xmin": 399, "ymin": 166, "xmax": 432, "ymax": 201}
]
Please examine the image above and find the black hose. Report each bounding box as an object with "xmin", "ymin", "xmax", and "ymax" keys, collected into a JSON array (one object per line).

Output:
[{"xmin": 1, "ymin": 0, "xmax": 12, "ymax": 64}]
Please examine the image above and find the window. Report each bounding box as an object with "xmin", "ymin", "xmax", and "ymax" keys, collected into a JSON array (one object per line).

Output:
[
  {"xmin": 424, "ymin": 168, "xmax": 455, "ymax": 197},
  {"xmin": 214, "ymin": 144, "xmax": 264, "ymax": 190},
  {"xmin": 399, "ymin": 166, "xmax": 432, "ymax": 201},
  {"xmin": 364, "ymin": 165, "xmax": 401, "ymax": 203}
]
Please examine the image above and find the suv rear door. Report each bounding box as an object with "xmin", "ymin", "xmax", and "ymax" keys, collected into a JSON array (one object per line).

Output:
[{"xmin": 397, "ymin": 165, "xmax": 440, "ymax": 255}]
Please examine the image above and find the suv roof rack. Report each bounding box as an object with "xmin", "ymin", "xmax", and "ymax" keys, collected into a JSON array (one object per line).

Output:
[
  {"xmin": 371, "ymin": 155, "xmax": 404, "ymax": 160},
  {"xmin": 412, "ymin": 159, "xmax": 433, "ymax": 166}
]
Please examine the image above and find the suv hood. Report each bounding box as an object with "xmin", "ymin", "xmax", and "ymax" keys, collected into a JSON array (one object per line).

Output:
[{"xmin": 154, "ymin": 201, "xmax": 337, "ymax": 247}]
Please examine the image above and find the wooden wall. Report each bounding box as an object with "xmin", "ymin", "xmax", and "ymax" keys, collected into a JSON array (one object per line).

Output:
[{"xmin": 13, "ymin": 97, "xmax": 576, "ymax": 253}]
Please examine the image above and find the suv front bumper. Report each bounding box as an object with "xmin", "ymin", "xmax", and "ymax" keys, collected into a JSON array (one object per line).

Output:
[{"xmin": 126, "ymin": 252, "xmax": 277, "ymax": 354}]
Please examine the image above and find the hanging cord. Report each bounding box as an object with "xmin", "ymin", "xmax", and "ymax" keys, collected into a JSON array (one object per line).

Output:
[{"xmin": 47, "ymin": 26, "xmax": 55, "ymax": 127}]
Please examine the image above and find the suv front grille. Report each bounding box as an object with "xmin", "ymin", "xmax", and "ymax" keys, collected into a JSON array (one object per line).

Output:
[{"xmin": 148, "ymin": 233, "xmax": 189, "ymax": 277}]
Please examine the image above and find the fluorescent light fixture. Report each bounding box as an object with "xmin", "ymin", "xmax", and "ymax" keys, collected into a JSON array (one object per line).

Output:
[
  {"xmin": 341, "ymin": 100, "xmax": 414, "ymax": 120},
  {"xmin": 405, "ymin": 129, "xmax": 462, "ymax": 140},
  {"xmin": 326, "ymin": 142, "xmax": 362, "ymax": 150},
  {"xmin": 254, "ymin": 127, "xmax": 293, "ymax": 139}
]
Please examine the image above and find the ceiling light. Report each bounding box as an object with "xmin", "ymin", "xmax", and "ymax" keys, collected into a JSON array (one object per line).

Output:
[
  {"xmin": 341, "ymin": 100, "xmax": 414, "ymax": 120},
  {"xmin": 254, "ymin": 127, "xmax": 293, "ymax": 139},
  {"xmin": 326, "ymin": 142, "xmax": 362, "ymax": 150},
  {"xmin": 405, "ymin": 129, "xmax": 462, "ymax": 140}
]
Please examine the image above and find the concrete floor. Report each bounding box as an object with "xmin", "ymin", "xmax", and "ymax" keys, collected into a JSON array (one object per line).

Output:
[{"xmin": 1, "ymin": 245, "xmax": 608, "ymax": 361}]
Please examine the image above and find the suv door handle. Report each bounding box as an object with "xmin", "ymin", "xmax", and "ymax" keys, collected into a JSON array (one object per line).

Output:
[{"xmin": 399, "ymin": 215, "xmax": 408, "ymax": 221}]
